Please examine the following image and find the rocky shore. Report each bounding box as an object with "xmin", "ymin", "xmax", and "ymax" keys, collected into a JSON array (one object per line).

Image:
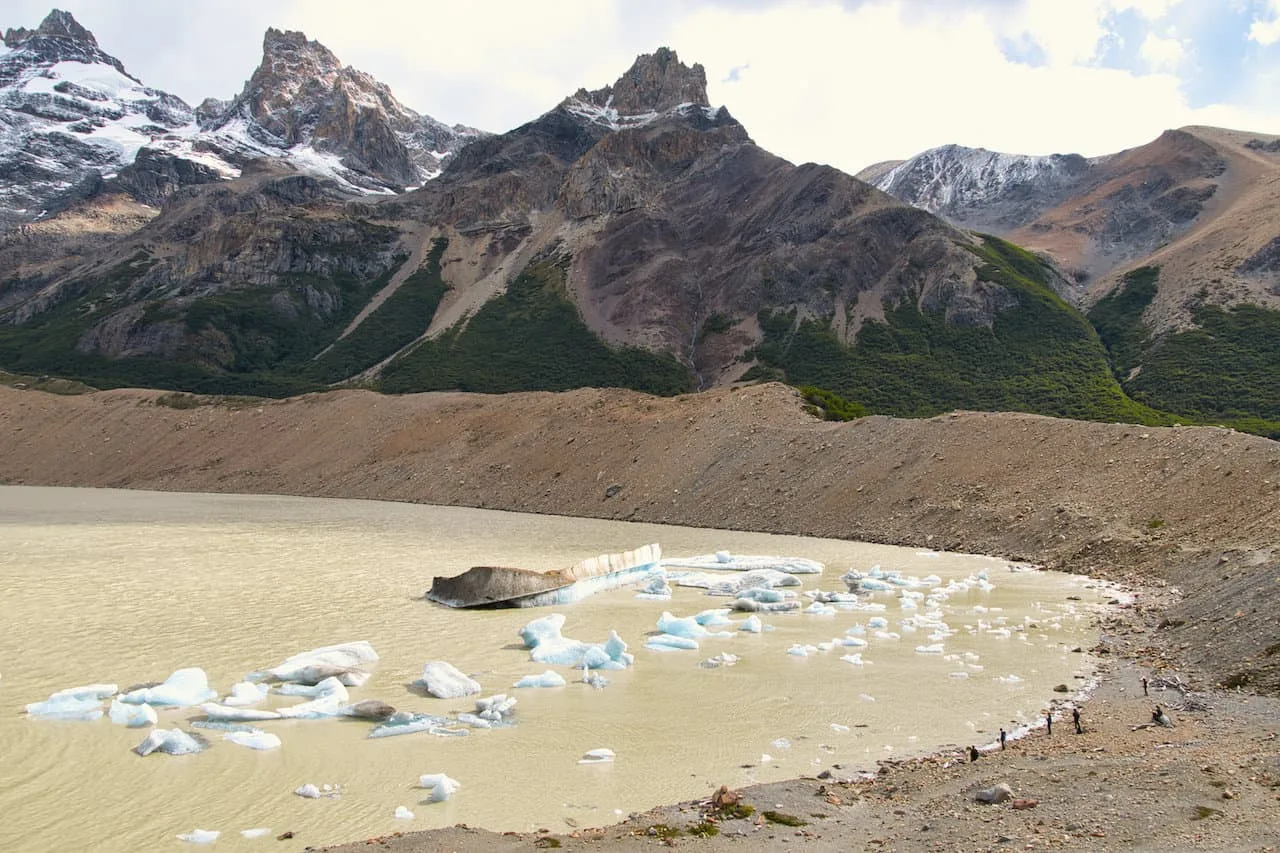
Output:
[{"xmin": 1, "ymin": 379, "xmax": 1277, "ymax": 850}]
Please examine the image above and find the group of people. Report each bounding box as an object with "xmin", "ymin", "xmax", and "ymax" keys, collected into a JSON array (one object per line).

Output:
[{"xmin": 968, "ymin": 706, "xmax": 1083, "ymax": 761}]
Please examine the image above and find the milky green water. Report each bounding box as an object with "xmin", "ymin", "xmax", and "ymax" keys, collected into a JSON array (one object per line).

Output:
[{"xmin": 0, "ymin": 486, "xmax": 1111, "ymax": 852}]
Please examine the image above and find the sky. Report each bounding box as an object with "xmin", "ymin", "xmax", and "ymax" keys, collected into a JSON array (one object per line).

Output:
[{"xmin": 7, "ymin": 0, "xmax": 1280, "ymax": 173}]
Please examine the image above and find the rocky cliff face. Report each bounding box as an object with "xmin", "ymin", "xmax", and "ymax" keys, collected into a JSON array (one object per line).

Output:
[
  {"xmin": 0, "ymin": 11, "xmax": 484, "ymax": 228},
  {"xmin": 0, "ymin": 10, "xmax": 198, "ymax": 229},
  {"xmin": 192, "ymin": 28, "xmax": 484, "ymax": 194}
]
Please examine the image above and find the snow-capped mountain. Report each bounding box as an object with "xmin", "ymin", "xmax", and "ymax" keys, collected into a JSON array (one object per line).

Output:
[
  {"xmin": 0, "ymin": 9, "xmax": 197, "ymax": 228},
  {"xmin": 864, "ymin": 144, "xmax": 1095, "ymax": 232},
  {"xmin": 187, "ymin": 27, "xmax": 485, "ymax": 194},
  {"xmin": 0, "ymin": 10, "xmax": 484, "ymax": 228}
]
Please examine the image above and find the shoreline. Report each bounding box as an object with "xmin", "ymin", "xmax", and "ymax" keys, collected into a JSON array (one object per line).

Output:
[{"xmin": 2, "ymin": 383, "xmax": 1278, "ymax": 850}]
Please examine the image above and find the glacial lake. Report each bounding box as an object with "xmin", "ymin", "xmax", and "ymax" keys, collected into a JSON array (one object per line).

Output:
[{"xmin": 0, "ymin": 486, "xmax": 1114, "ymax": 852}]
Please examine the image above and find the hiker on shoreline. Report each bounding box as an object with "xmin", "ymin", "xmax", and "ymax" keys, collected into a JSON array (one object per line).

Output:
[
  {"xmin": 1046, "ymin": 711, "xmax": 1052, "ymax": 735},
  {"xmin": 1000, "ymin": 728, "xmax": 1007, "ymax": 750},
  {"xmin": 1142, "ymin": 676, "xmax": 1149, "ymax": 696},
  {"xmin": 1072, "ymin": 706, "xmax": 1082, "ymax": 734},
  {"xmin": 969, "ymin": 745, "xmax": 980, "ymax": 762}
]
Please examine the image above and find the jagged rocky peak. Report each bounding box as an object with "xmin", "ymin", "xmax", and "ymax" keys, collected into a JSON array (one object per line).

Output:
[
  {"xmin": 560, "ymin": 47, "xmax": 724, "ymax": 132},
  {"xmin": 2, "ymin": 9, "xmax": 130, "ymax": 77}
]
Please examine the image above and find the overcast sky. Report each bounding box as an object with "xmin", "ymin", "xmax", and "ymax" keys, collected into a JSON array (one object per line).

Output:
[{"xmin": 8, "ymin": 0, "xmax": 1280, "ymax": 172}]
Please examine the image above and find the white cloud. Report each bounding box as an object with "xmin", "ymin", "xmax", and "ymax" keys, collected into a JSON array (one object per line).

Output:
[
  {"xmin": 1139, "ymin": 31, "xmax": 1186, "ymax": 72},
  {"xmin": 1250, "ymin": 0, "xmax": 1280, "ymax": 45}
]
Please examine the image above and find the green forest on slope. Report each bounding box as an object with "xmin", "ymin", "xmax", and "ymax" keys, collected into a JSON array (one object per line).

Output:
[
  {"xmin": 746, "ymin": 235, "xmax": 1172, "ymax": 426},
  {"xmin": 1087, "ymin": 266, "xmax": 1280, "ymax": 438}
]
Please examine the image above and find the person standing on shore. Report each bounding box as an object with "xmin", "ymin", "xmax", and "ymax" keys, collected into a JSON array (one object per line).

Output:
[
  {"xmin": 1046, "ymin": 712, "xmax": 1052, "ymax": 735},
  {"xmin": 1142, "ymin": 677, "xmax": 1149, "ymax": 696},
  {"xmin": 1072, "ymin": 706, "xmax": 1082, "ymax": 734},
  {"xmin": 1000, "ymin": 728, "xmax": 1007, "ymax": 750},
  {"xmin": 969, "ymin": 745, "xmax": 980, "ymax": 762}
]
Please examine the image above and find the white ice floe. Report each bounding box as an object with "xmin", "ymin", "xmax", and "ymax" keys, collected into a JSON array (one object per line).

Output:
[
  {"xmin": 394, "ymin": 806, "xmax": 414, "ymax": 820},
  {"xmin": 915, "ymin": 644, "xmax": 945, "ymax": 654},
  {"xmin": 257, "ymin": 641, "xmax": 379, "ymax": 687},
  {"xmin": 295, "ymin": 783, "xmax": 342, "ymax": 799},
  {"xmin": 240, "ymin": 828, "xmax": 270, "ymax": 839},
  {"xmin": 831, "ymin": 723, "xmax": 851, "ymax": 733},
  {"xmin": 276, "ymin": 676, "xmax": 350, "ymax": 719},
  {"xmin": 418, "ymin": 661, "xmax": 481, "ymax": 699},
  {"xmin": 108, "ymin": 698, "xmax": 157, "ymax": 728},
  {"xmin": 867, "ymin": 617, "xmax": 889, "ymax": 629},
  {"xmin": 225, "ymin": 729, "xmax": 282, "ymax": 750},
  {"xmin": 662, "ymin": 553, "xmax": 823, "ymax": 574},
  {"xmin": 513, "ymin": 670, "xmax": 567, "ymax": 689},
  {"xmin": 224, "ymin": 681, "xmax": 271, "ymax": 707},
  {"xmin": 134, "ymin": 728, "xmax": 205, "ymax": 756},
  {"xmin": 699, "ymin": 653, "xmax": 739, "ymax": 668},
  {"xmin": 739, "ymin": 615, "xmax": 763, "ymax": 633},
  {"xmin": 673, "ymin": 568, "xmax": 801, "ymax": 596},
  {"xmin": 805, "ymin": 602, "xmax": 836, "ymax": 615},
  {"xmin": 578, "ymin": 748, "xmax": 615, "ymax": 765},
  {"xmin": 519, "ymin": 614, "xmax": 634, "ymax": 670},
  {"xmin": 368, "ymin": 712, "xmax": 466, "ymax": 739},
  {"xmin": 840, "ymin": 653, "xmax": 866, "ymax": 666},
  {"xmin": 635, "ymin": 570, "xmax": 672, "ymax": 600},
  {"xmin": 177, "ymin": 828, "xmax": 219, "ymax": 844},
  {"xmin": 695, "ymin": 608, "xmax": 734, "ymax": 627},
  {"xmin": 119, "ymin": 668, "xmax": 217, "ymax": 708},
  {"xmin": 418, "ymin": 772, "xmax": 461, "ymax": 802},
  {"xmin": 837, "ymin": 636, "xmax": 868, "ymax": 648},
  {"xmin": 787, "ymin": 644, "xmax": 818, "ymax": 657},
  {"xmin": 25, "ymin": 683, "xmax": 118, "ymax": 720},
  {"xmin": 646, "ymin": 634, "xmax": 699, "ymax": 651},
  {"xmin": 201, "ymin": 704, "xmax": 283, "ymax": 722},
  {"xmin": 657, "ymin": 611, "xmax": 733, "ymax": 640}
]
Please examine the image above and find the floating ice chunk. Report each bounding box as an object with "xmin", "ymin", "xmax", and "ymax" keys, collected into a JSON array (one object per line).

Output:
[
  {"xmin": 771, "ymin": 737, "xmax": 791, "ymax": 749},
  {"xmin": 225, "ymin": 729, "xmax": 281, "ymax": 750},
  {"xmin": 840, "ymin": 653, "xmax": 865, "ymax": 665},
  {"xmin": 808, "ymin": 590, "xmax": 859, "ymax": 604},
  {"xmin": 873, "ymin": 631, "xmax": 900, "ymax": 641},
  {"xmin": 581, "ymin": 668, "xmax": 610, "ymax": 688},
  {"xmin": 26, "ymin": 683, "xmax": 118, "ymax": 719},
  {"xmin": 578, "ymin": 748, "xmax": 615, "ymax": 764},
  {"xmin": 867, "ymin": 617, "xmax": 889, "ymax": 629},
  {"xmin": 258, "ymin": 641, "xmax": 378, "ymax": 687},
  {"xmin": 760, "ymin": 753, "xmax": 773, "ymax": 763},
  {"xmin": 695, "ymin": 608, "xmax": 733, "ymax": 627},
  {"xmin": 519, "ymin": 614, "xmax": 566, "ymax": 649},
  {"xmin": 475, "ymin": 694, "xmax": 516, "ymax": 721},
  {"xmin": 739, "ymin": 615, "xmax": 763, "ymax": 633},
  {"xmin": 831, "ymin": 723, "xmax": 850, "ymax": 733},
  {"xmin": 787, "ymin": 644, "xmax": 818, "ymax": 657},
  {"xmin": 662, "ymin": 554, "xmax": 823, "ymax": 574},
  {"xmin": 276, "ymin": 676, "xmax": 350, "ymax": 719},
  {"xmin": 657, "ymin": 611, "xmax": 732, "ymax": 640},
  {"xmin": 201, "ymin": 703, "xmax": 283, "ymax": 722},
  {"xmin": 635, "ymin": 570, "xmax": 672, "ymax": 600},
  {"xmin": 418, "ymin": 662, "xmax": 481, "ymax": 699},
  {"xmin": 240, "ymin": 828, "xmax": 270, "ymax": 839},
  {"xmin": 295, "ymin": 784, "xmax": 321, "ymax": 798},
  {"xmin": 859, "ymin": 693, "xmax": 876, "ymax": 702},
  {"xmin": 134, "ymin": 728, "xmax": 205, "ymax": 756},
  {"xmin": 646, "ymin": 634, "xmax": 699, "ymax": 651},
  {"xmin": 916, "ymin": 550, "xmax": 940, "ymax": 558},
  {"xmin": 736, "ymin": 587, "xmax": 796, "ymax": 603},
  {"xmin": 108, "ymin": 698, "xmax": 157, "ymax": 728},
  {"xmin": 120, "ymin": 668, "xmax": 217, "ymax": 708},
  {"xmin": 177, "ymin": 828, "xmax": 219, "ymax": 844},
  {"xmin": 368, "ymin": 712, "xmax": 468, "ymax": 739},
  {"xmin": 394, "ymin": 806, "xmax": 414, "ymax": 820},
  {"xmin": 699, "ymin": 653, "xmax": 739, "ymax": 668},
  {"xmin": 996, "ymin": 674, "xmax": 1023, "ymax": 683},
  {"xmin": 673, "ymin": 569, "xmax": 800, "ymax": 596},
  {"xmin": 949, "ymin": 671, "xmax": 970, "ymax": 678},
  {"xmin": 837, "ymin": 636, "xmax": 868, "ymax": 648},
  {"xmin": 224, "ymin": 681, "xmax": 270, "ymax": 706},
  {"xmin": 418, "ymin": 772, "xmax": 461, "ymax": 802},
  {"xmin": 513, "ymin": 670, "xmax": 567, "ymax": 689},
  {"xmin": 805, "ymin": 602, "xmax": 836, "ymax": 615},
  {"xmin": 915, "ymin": 644, "xmax": 945, "ymax": 654}
]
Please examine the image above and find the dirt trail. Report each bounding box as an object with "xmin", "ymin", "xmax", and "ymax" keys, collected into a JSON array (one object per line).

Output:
[{"xmin": 2, "ymin": 380, "xmax": 1278, "ymax": 851}]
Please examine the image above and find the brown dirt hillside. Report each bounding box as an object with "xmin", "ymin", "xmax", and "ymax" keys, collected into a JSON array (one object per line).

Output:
[{"xmin": 3, "ymin": 381, "xmax": 1279, "ymax": 853}]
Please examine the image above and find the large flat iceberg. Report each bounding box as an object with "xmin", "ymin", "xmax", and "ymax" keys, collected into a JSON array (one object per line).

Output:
[
  {"xmin": 662, "ymin": 553, "xmax": 823, "ymax": 574},
  {"xmin": 254, "ymin": 641, "xmax": 378, "ymax": 687},
  {"xmin": 418, "ymin": 662, "xmax": 481, "ymax": 699},
  {"xmin": 119, "ymin": 668, "xmax": 217, "ymax": 708}
]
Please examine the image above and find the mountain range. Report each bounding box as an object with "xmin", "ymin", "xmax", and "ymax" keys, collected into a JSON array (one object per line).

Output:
[{"xmin": 0, "ymin": 9, "xmax": 1276, "ymax": 437}]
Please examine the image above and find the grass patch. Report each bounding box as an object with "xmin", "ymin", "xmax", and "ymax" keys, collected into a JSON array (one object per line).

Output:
[
  {"xmin": 154, "ymin": 392, "xmax": 203, "ymax": 410},
  {"xmin": 648, "ymin": 824, "xmax": 681, "ymax": 839},
  {"xmin": 762, "ymin": 811, "xmax": 808, "ymax": 827},
  {"xmin": 799, "ymin": 385, "xmax": 867, "ymax": 421},
  {"xmin": 715, "ymin": 803, "xmax": 755, "ymax": 820},
  {"xmin": 1146, "ymin": 517, "xmax": 1166, "ymax": 530},
  {"xmin": 689, "ymin": 821, "xmax": 720, "ymax": 838},
  {"xmin": 379, "ymin": 250, "xmax": 693, "ymax": 396},
  {"xmin": 1191, "ymin": 805, "xmax": 1223, "ymax": 821}
]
